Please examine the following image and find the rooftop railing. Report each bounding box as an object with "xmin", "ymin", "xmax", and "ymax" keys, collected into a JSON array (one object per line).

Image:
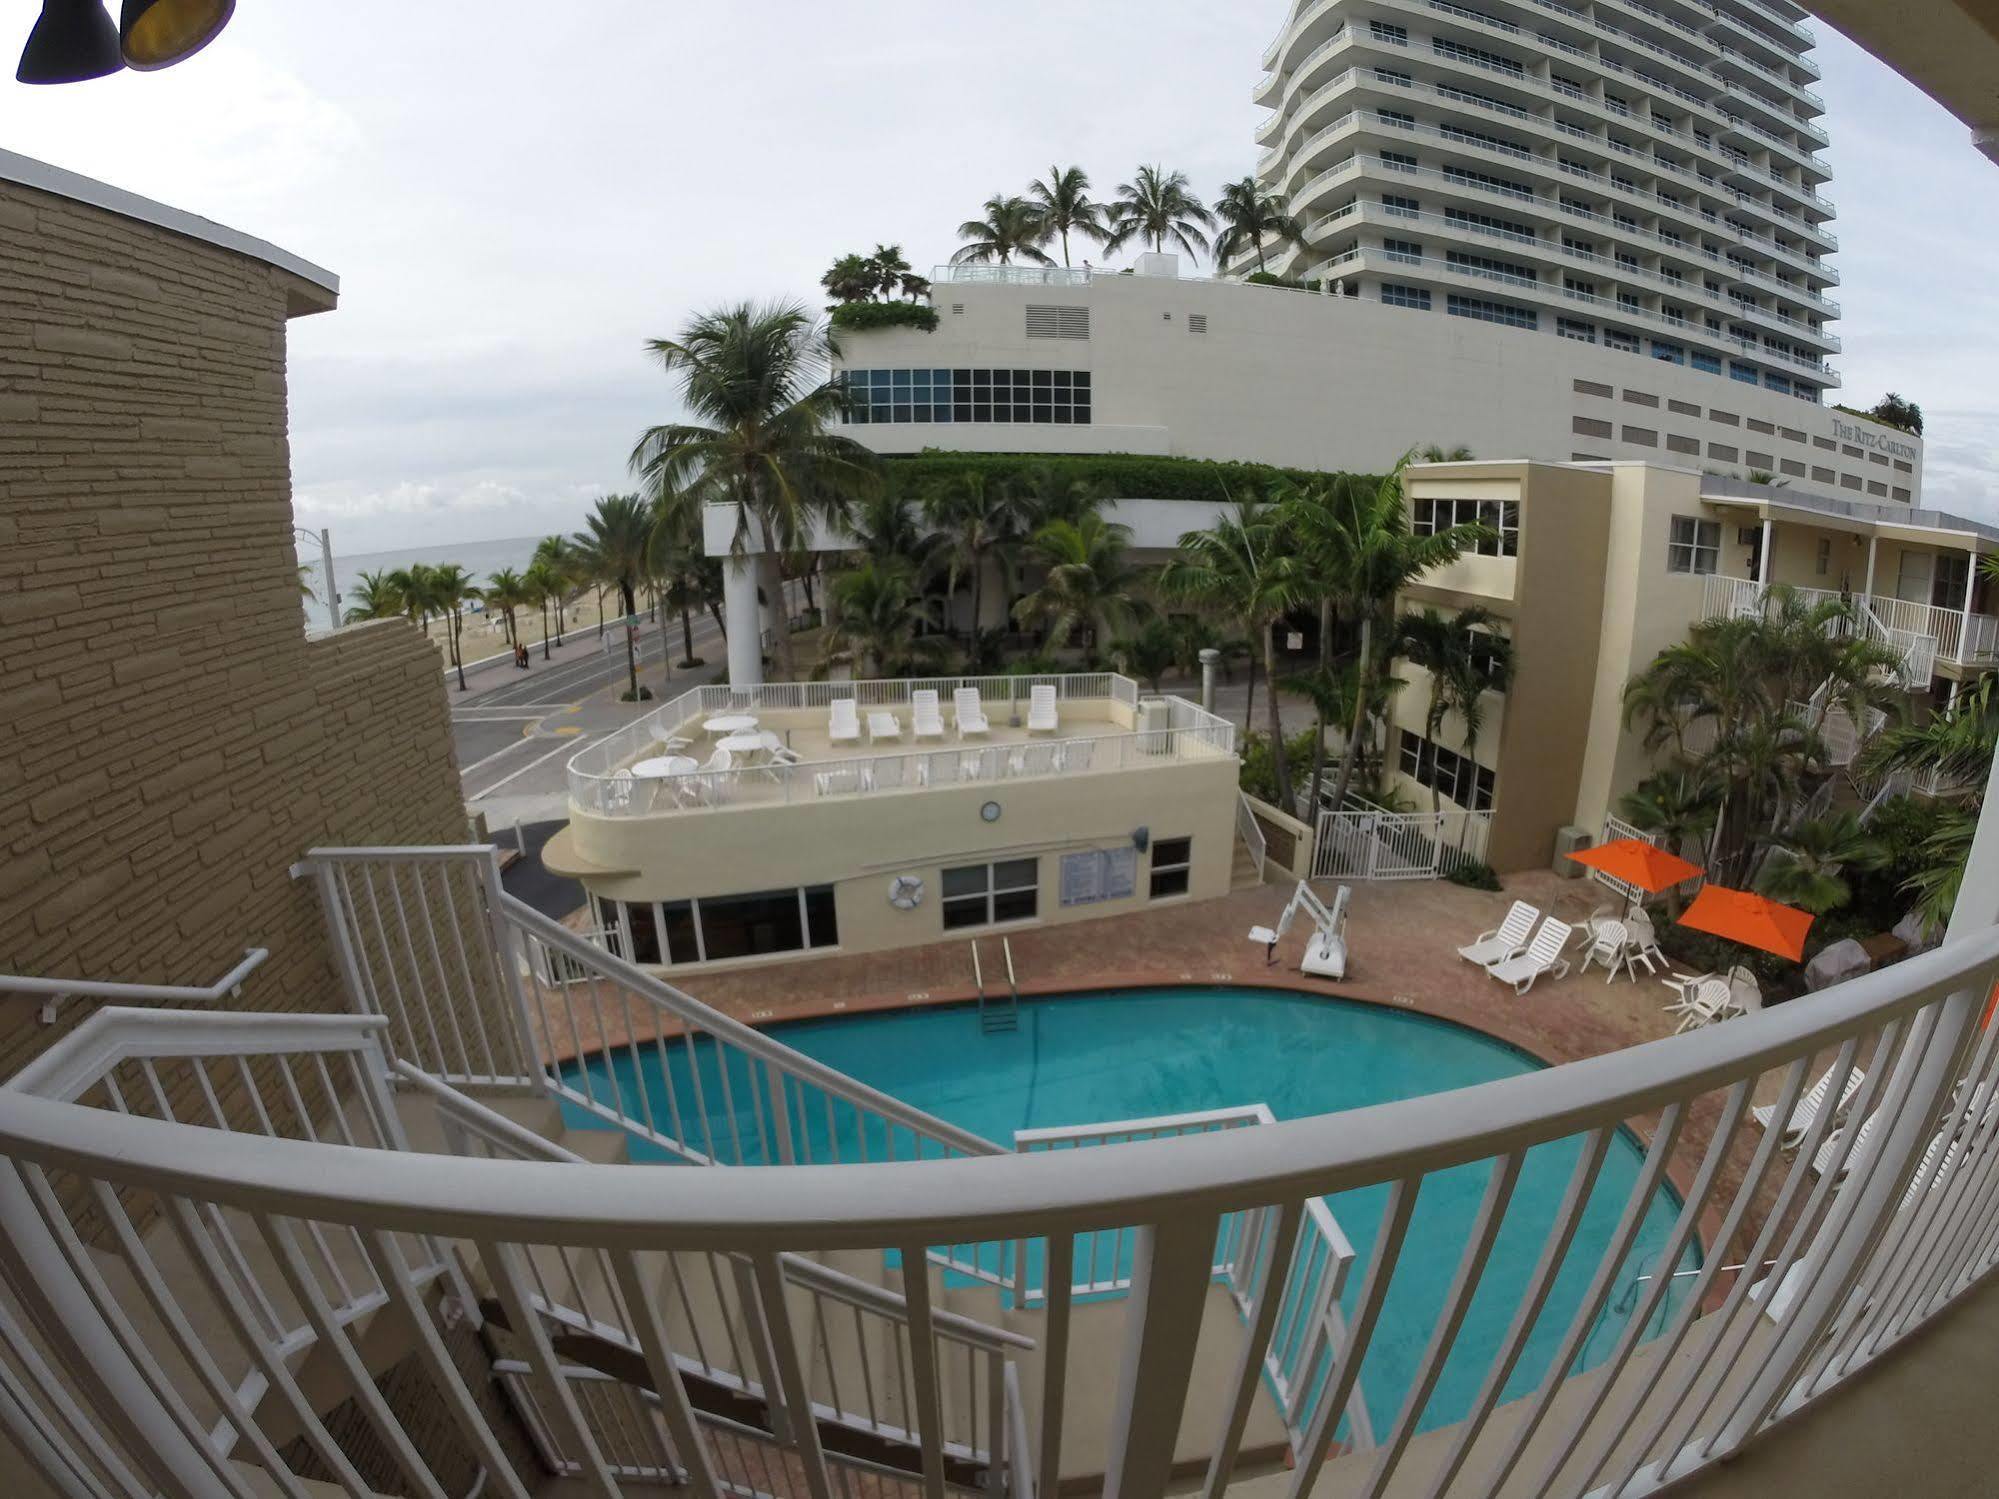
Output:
[{"xmin": 565, "ymin": 676, "xmax": 1237, "ymax": 820}]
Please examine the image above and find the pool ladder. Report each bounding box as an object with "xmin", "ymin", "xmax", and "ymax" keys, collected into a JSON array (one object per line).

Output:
[{"xmin": 971, "ymin": 938, "xmax": 1020, "ymax": 1034}]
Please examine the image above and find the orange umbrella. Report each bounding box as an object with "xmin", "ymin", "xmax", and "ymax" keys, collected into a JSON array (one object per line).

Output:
[
  {"xmin": 1678, "ymin": 885, "xmax": 1814, "ymax": 962},
  {"xmin": 1569, "ymin": 838, "xmax": 1704, "ymax": 893}
]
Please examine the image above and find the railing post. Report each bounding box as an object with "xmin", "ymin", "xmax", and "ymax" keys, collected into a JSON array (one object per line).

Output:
[
  {"xmin": 766, "ymin": 1061, "xmax": 796, "ymax": 1165},
  {"xmin": 1102, "ymin": 1214, "xmax": 1221, "ymax": 1499},
  {"xmin": 306, "ymin": 858, "xmax": 375, "ymax": 1022},
  {"xmin": 480, "ymin": 849, "xmax": 545, "ymax": 1088}
]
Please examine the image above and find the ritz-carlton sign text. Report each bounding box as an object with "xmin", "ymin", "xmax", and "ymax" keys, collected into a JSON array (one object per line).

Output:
[{"xmin": 1831, "ymin": 418, "xmax": 1920, "ymax": 462}]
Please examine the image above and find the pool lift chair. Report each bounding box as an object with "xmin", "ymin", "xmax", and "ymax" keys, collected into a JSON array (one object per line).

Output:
[{"xmin": 1248, "ymin": 881, "xmax": 1351, "ymax": 980}]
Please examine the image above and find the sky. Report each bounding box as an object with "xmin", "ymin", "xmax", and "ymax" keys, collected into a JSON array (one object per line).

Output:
[{"xmin": 3, "ymin": 2, "xmax": 1994, "ymax": 555}]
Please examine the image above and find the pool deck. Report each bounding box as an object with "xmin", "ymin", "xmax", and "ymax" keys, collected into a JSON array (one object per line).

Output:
[{"xmin": 536, "ymin": 870, "xmax": 1811, "ymax": 1316}]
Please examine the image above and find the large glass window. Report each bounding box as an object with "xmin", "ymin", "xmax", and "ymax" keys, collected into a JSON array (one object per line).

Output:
[
  {"xmin": 840, "ymin": 369, "xmax": 1091, "ymax": 427},
  {"xmin": 1412, "ymin": 497, "xmax": 1519, "ymax": 557},
  {"xmin": 941, "ymin": 859, "xmax": 1039, "ymax": 931},
  {"xmin": 1667, "ymin": 515, "xmax": 1721, "ymax": 575},
  {"xmin": 1381, "ymin": 283, "xmax": 1431, "ymax": 310},
  {"xmin": 1398, "ymin": 729, "xmax": 1496, "ymax": 811},
  {"xmin": 1446, "ymin": 293, "xmax": 1537, "ymax": 330},
  {"xmin": 1149, "ymin": 837, "xmax": 1193, "ymax": 900},
  {"xmin": 604, "ymin": 886, "xmax": 837, "ymax": 966}
]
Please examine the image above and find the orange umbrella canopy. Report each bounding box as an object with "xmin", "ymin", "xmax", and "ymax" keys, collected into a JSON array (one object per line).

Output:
[
  {"xmin": 1678, "ymin": 885, "xmax": 1815, "ymax": 962},
  {"xmin": 1570, "ymin": 838, "xmax": 1704, "ymax": 893}
]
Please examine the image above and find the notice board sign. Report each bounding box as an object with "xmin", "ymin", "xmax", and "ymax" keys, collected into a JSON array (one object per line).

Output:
[{"xmin": 1060, "ymin": 847, "xmax": 1137, "ymax": 907}]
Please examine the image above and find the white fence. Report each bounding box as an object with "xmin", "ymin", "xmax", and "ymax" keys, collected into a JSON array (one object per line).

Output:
[
  {"xmin": 1314, "ymin": 803, "xmax": 1494, "ymax": 881},
  {"xmin": 564, "ymin": 674, "xmax": 1228, "ymax": 819},
  {"xmin": 1236, "ymin": 792, "xmax": 1269, "ymax": 883}
]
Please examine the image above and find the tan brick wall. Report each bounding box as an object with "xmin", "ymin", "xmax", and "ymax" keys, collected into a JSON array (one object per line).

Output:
[{"xmin": 0, "ymin": 176, "xmax": 471, "ymax": 1081}]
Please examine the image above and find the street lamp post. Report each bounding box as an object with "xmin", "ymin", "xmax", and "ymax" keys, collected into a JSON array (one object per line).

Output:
[{"xmin": 294, "ymin": 526, "xmax": 338, "ymax": 633}]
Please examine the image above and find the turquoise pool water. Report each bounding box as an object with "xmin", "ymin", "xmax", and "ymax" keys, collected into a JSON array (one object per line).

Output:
[{"xmin": 561, "ymin": 986, "xmax": 1695, "ymax": 1438}]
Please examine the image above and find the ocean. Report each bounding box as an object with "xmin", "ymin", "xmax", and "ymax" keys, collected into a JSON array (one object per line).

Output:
[{"xmin": 305, "ymin": 534, "xmax": 548, "ymax": 617}]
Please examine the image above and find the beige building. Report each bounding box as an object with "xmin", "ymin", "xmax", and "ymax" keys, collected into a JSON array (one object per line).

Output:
[
  {"xmin": 1393, "ymin": 456, "xmax": 1995, "ymax": 872},
  {"xmin": 544, "ymin": 678, "xmax": 1244, "ymax": 971}
]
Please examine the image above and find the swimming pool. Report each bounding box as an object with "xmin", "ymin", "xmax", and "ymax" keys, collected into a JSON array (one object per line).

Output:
[{"xmin": 561, "ymin": 985, "xmax": 1696, "ymax": 1439}]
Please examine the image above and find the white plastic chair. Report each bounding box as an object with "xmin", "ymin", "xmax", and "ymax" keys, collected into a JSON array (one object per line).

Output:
[
  {"xmin": 829, "ymin": 699, "xmax": 861, "ymax": 746},
  {"xmin": 1026, "ymin": 684, "xmax": 1059, "ymax": 735},
  {"xmin": 867, "ymin": 710, "xmax": 902, "ymax": 743},
  {"xmin": 605, "ymin": 768, "xmax": 635, "ymax": 812},
  {"xmin": 647, "ymin": 724, "xmax": 692, "ymax": 753},
  {"xmin": 1579, "ymin": 920, "xmax": 1635, "ymax": 982},
  {"xmin": 911, "ymin": 690, "xmax": 946, "ymax": 740},
  {"xmin": 1458, "ymin": 901, "xmax": 1540, "ymax": 967},
  {"xmin": 1670, "ymin": 977, "xmax": 1738, "ymax": 1033},
  {"xmin": 1486, "ymin": 919, "xmax": 1573, "ymax": 995},
  {"xmin": 953, "ymin": 687, "xmax": 990, "ymax": 738},
  {"xmin": 1752, "ymin": 1063, "xmax": 1865, "ymax": 1150}
]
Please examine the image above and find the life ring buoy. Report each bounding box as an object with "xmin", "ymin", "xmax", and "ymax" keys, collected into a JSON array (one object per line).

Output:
[{"xmin": 888, "ymin": 874, "xmax": 925, "ymax": 911}]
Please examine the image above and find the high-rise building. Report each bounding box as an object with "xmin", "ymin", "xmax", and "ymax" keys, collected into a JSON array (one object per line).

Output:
[{"xmin": 1248, "ymin": 0, "xmax": 1841, "ymax": 402}]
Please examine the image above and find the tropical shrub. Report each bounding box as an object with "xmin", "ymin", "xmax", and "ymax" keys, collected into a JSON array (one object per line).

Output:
[
  {"xmin": 1445, "ymin": 858, "xmax": 1502, "ymax": 892},
  {"xmin": 1243, "ymin": 270, "xmax": 1323, "ymax": 292},
  {"xmin": 1238, "ymin": 728, "xmax": 1321, "ymax": 805},
  {"xmin": 831, "ymin": 301, "xmax": 940, "ymax": 334},
  {"xmin": 889, "ymin": 452, "xmax": 1368, "ymax": 505}
]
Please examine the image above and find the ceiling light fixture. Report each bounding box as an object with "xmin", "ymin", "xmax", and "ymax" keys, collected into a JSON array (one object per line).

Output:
[
  {"xmin": 118, "ymin": 0, "xmax": 233, "ymax": 71},
  {"xmin": 15, "ymin": 0, "xmax": 122, "ymax": 84}
]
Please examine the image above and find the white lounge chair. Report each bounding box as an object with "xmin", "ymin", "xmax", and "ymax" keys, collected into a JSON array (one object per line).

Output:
[
  {"xmin": 953, "ymin": 687, "xmax": 990, "ymax": 738},
  {"xmin": 1752, "ymin": 1063, "xmax": 1865, "ymax": 1150},
  {"xmin": 1813, "ymin": 1111, "xmax": 1881, "ymax": 1180},
  {"xmin": 867, "ymin": 709, "xmax": 902, "ymax": 743},
  {"xmin": 1458, "ymin": 901, "xmax": 1540, "ymax": 968},
  {"xmin": 911, "ymin": 690, "xmax": 946, "ymax": 740},
  {"xmin": 1026, "ymin": 684, "xmax": 1059, "ymax": 735},
  {"xmin": 1486, "ymin": 919, "xmax": 1573, "ymax": 995},
  {"xmin": 829, "ymin": 699, "xmax": 861, "ymax": 746}
]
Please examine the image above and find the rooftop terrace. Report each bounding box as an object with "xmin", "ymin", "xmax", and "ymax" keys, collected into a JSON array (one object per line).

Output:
[{"xmin": 565, "ymin": 674, "xmax": 1238, "ymax": 819}]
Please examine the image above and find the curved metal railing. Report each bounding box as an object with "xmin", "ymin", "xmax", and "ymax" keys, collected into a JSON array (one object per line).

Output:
[{"xmin": 6, "ymin": 921, "xmax": 1999, "ymax": 1497}]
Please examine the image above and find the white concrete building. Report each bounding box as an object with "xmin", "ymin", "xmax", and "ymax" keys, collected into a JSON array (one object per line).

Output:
[{"xmin": 1249, "ymin": 0, "xmax": 1841, "ymax": 399}]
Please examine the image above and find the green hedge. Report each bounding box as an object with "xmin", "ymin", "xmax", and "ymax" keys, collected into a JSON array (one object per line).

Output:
[
  {"xmin": 885, "ymin": 451, "xmax": 1375, "ymax": 502},
  {"xmin": 831, "ymin": 301, "xmax": 940, "ymax": 334},
  {"xmin": 1243, "ymin": 270, "xmax": 1325, "ymax": 292}
]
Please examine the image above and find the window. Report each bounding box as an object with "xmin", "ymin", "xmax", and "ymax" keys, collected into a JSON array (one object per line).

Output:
[
  {"xmin": 1383, "ymin": 193, "xmax": 1420, "ymax": 217},
  {"xmin": 941, "ymin": 859, "xmax": 1039, "ymax": 930},
  {"xmin": 1149, "ymin": 838, "xmax": 1193, "ymax": 899},
  {"xmin": 1446, "ymin": 292, "xmax": 1537, "ymax": 329},
  {"xmin": 603, "ymin": 886, "xmax": 837, "ymax": 967},
  {"xmin": 1667, "ymin": 515, "xmax": 1721, "ymax": 575},
  {"xmin": 1442, "ymin": 164, "xmax": 1533, "ymax": 199},
  {"xmin": 1433, "ymin": 37, "xmax": 1523, "ymax": 76},
  {"xmin": 1690, "ymin": 349, "xmax": 1722, "ymax": 374},
  {"xmin": 1447, "ymin": 249, "xmax": 1536, "ymax": 283},
  {"xmin": 1445, "ymin": 206, "xmax": 1536, "ymax": 240},
  {"xmin": 1413, "ymin": 495, "xmax": 1518, "ymax": 557},
  {"xmin": 1398, "ymin": 729, "xmax": 1495, "ymax": 811},
  {"xmin": 1382, "ymin": 149, "xmax": 1419, "ymax": 170},
  {"xmin": 1384, "ymin": 237, "xmax": 1423, "ymax": 263},
  {"xmin": 1381, "ymin": 282, "xmax": 1431, "ymax": 310},
  {"xmin": 1730, "ymin": 362, "xmax": 1760, "ymax": 385},
  {"xmin": 1816, "ymin": 538, "xmax": 1831, "ymax": 576},
  {"xmin": 1605, "ymin": 328, "xmax": 1639, "ymax": 353},
  {"xmin": 1370, "ymin": 19, "xmax": 1408, "ymax": 43},
  {"xmin": 842, "ymin": 368, "xmax": 1090, "ymax": 426},
  {"xmin": 1378, "ymin": 108, "xmax": 1417, "ymax": 130},
  {"xmin": 1558, "ymin": 316, "xmax": 1598, "ymax": 343}
]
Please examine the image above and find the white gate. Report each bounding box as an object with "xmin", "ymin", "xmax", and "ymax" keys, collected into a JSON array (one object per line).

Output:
[{"xmin": 1314, "ymin": 806, "xmax": 1492, "ymax": 881}]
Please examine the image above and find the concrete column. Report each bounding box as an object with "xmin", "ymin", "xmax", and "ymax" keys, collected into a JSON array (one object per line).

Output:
[
  {"xmin": 759, "ymin": 554, "xmax": 786, "ymax": 663},
  {"xmin": 723, "ymin": 556, "xmax": 762, "ymax": 689},
  {"xmin": 1759, "ymin": 518, "xmax": 1774, "ymax": 585},
  {"xmin": 1864, "ymin": 535, "xmax": 1878, "ymax": 600},
  {"xmin": 1199, "ymin": 649, "xmax": 1220, "ymax": 714},
  {"xmin": 1959, "ymin": 560, "xmax": 1976, "ymax": 667}
]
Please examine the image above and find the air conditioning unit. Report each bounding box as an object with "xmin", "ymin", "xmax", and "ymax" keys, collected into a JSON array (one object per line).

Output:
[
  {"xmin": 1553, "ymin": 824, "xmax": 1594, "ymax": 879},
  {"xmin": 1136, "ymin": 697, "xmax": 1172, "ymax": 753}
]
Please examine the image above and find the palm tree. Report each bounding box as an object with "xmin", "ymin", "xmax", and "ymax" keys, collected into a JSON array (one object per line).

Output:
[
  {"xmin": 1212, "ymin": 177, "xmax": 1306, "ymax": 274},
  {"xmin": 428, "ymin": 563, "xmax": 478, "ymax": 691},
  {"xmin": 952, "ymin": 195, "xmax": 1055, "ymax": 266},
  {"xmin": 1109, "ymin": 618, "xmax": 1180, "ymax": 693},
  {"xmin": 386, "ymin": 563, "xmax": 437, "ymax": 632},
  {"xmin": 574, "ymin": 493, "xmax": 654, "ymax": 700},
  {"xmin": 923, "ymin": 471, "xmax": 1031, "ymax": 661},
  {"xmin": 1276, "ymin": 661, "xmax": 1400, "ymax": 816},
  {"xmin": 1284, "ymin": 462, "xmax": 1492, "ymax": 812},
  {"xmin": 521, "ymin": 560, "xmax": 562, "ymax": 661},
  {"xmin": 1160, "ymin": 499, "xmax": 1309, "ymax": 808},
  {"xmin": 1396, "ymin": 609, "xmax": 1470, "ymax": 817},
  {"xmin": 649, "ymin": 487, "xmax": 713, "ymax": 669},
  {"xmin": 342, "ymin": 569, "xmax": 404, "ymax": 624},
  {"xmin": 1104, "ymin": 166, "xmax": 1214, "ymax": 263},
  {"xmin": 842, "ymin": 487, "xmax": 933, "ymax": 570},
  {"xmin": 631, "ymin": 301, "xmax": 879, "ymax": 681},
  {"xmin": 1013, "ymin": 512, "xmax": 1145, "ymax": 663},
  {"xmin": 1027, "ymin": 165, "xmax": 1106, "ymax": 267},
  {"xmin": 1757, "ymin": 811, "xmax": 1882, "ymax": 915},
  {"xmin": 822, "ymin": 559, "xmax": 949, "ymax": 679},
  {"xmin": 484, "ymin": 568, "xmax": 530, "ymax": 647},
  {"xmin": 532, "ymin": 535, "xmax": 577, "ymax": 644},
  {"xmin": 1617, "ymin": 771, "xmax": 1721, "ymax": 916},
  {"xmin": 1418, "ymin": 443, "xmax": 1477, "ymax": 462}
]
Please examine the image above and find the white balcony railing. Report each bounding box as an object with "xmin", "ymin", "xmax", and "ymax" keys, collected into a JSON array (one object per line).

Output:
[
  {"xmin": 565, "ymin": 676, "xmax": 1231, "ymax": 820},
  {"xmin": 7, "ymin": 862, "xmax": 1999, "ymax": 1499},
  {"xmin": 1699, "ymin": 575, "xmax": 1986, "ymax": 682}
]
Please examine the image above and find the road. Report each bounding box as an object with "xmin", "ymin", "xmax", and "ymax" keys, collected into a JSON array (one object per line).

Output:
[{"xmin": 453, "ymin": 610, "xmax": 729, "ymax": 831}]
